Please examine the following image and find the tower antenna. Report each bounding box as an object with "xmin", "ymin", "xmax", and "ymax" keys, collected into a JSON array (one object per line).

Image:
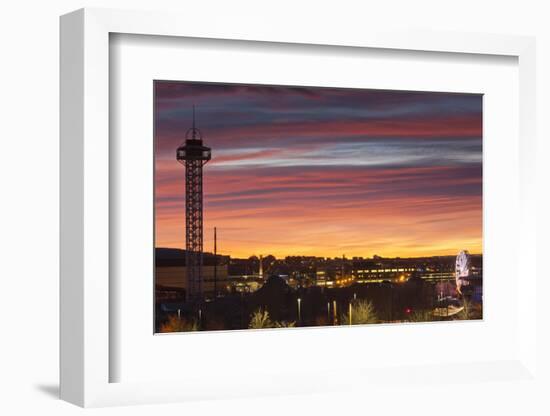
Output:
[{"xmin": 192, "ymin": 104, "xmax": 196, "ymax": 138}]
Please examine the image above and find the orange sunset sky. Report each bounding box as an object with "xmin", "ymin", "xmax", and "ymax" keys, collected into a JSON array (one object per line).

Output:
[{"xmin": 155, "ymin": 82, "xmax": 482, "ymax": 259}]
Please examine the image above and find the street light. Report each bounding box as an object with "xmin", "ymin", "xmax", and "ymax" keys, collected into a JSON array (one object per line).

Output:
[{"xmin": 297, "ymin": 298, "xmax": 302, "ymax": 323}]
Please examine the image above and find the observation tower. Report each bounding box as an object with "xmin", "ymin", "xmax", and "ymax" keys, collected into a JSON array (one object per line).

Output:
[{"xmin": 176, "ymin": 106, "xmax": 211, "ymax": 301}]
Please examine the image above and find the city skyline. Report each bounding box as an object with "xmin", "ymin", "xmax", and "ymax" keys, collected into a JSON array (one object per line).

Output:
[
  {"xmin": 155, "ymin": 81, "xmax": 482, "ymax": 258},
  {"xmin": 157, "ymin": 246, "xmax": 482, "ymax": 261}
]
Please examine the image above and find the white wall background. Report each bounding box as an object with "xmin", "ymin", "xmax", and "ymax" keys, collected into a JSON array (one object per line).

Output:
[{"xmin": 0, "ymin": 0, "xmax": 548, "ymax": 415}]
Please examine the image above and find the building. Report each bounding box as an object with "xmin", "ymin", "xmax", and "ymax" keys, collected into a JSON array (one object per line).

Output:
[
  {"xmin": 155, "ymin": 248, "xmax": 229, "ymax": 298},
  {"xmin": 156, "ymin": 264, "xmax": 229, "ymax": 294}
]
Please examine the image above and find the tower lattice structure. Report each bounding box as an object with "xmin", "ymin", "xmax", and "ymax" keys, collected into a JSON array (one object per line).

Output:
[{"xmin": 176, "ymin": 107, "xmax": 211, "ymax": 301}]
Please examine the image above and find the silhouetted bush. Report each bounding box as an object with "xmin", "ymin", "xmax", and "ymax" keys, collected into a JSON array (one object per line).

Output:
[
  {"xmin": 248, "ymin": 308, "xmax": 273, "ymax": 329},
  {"xmin": 159, "ymin": 315, "xmax": 198, "ymax": 333},
  {"xmin": 341, "ymin": 299, "xmax": 378, "ymax": 325}
]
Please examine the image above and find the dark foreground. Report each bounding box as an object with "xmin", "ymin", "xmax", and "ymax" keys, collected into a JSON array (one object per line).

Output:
[{"xmin": 155, "ymin": 275, "xmax": 482, "ymax": 332}]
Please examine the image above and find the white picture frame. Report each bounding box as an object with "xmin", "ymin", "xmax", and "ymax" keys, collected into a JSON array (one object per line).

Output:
[{"xmin": 60, "ymin": 7, "xmax": 538, "ymax": 408}]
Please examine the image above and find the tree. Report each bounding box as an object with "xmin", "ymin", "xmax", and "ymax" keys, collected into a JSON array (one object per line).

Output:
[
  {"xmin": 341, "ymin": 299, "xmax": 378, "ymax": 325},
  {"xmin": 275, "ymin": 320, "xmax": 296, "ymax": 328},
  {"xmin": 159, "ymin": 315, "xmax": 198, "ymax": 333},
  {"xmin": 456, "ymin": 298, "xmax": 482, "ymax": 320},
  {"xmin": 248, "ymin": 308, "xmax": 296, "ymax": 329},
  {"xmin": 248, "ymin": 308, "xmax": 273, "ymax": 329},
  {"xmin": 407, "ymin": 309, "xmax": 435, "ymax": 323}
]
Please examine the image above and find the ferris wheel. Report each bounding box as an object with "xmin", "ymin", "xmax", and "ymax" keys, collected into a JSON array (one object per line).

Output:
[{"xmin": 455, "ymin": 250, "xmax": 471, "ymax": 295}]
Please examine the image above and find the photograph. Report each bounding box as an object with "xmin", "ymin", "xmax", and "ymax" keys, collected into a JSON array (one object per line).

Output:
[{"xmin": 154, "ymin": 81, "xmax": 483, "ymax": 333}]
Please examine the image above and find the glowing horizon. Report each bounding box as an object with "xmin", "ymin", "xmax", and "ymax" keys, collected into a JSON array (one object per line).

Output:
[
  {"xmin": 155, "ymin": 82, "xmax": 482, "ymax": 260},
  {"xmin": 156, "ymin": 244, "xmax": 483, "ymax": 261}
]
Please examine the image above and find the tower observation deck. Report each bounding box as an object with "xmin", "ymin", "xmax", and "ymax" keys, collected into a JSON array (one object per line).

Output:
[{"xmin": 176, "ymin": 107, "xmax": 211, "ymax": 301}]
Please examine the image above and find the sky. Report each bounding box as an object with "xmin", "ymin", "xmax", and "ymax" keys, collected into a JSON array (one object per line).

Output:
[{"xmin": 155, "ymin": 81, "xmax": 482, "ymax": 259}]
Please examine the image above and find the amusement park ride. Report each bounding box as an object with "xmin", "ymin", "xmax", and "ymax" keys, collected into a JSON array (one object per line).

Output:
[
  {"xmin": 455, "ymin": 250, "xmax": 472, "ymax": 295},
  {"xmin": 434, "ymin": 250, "xmax": 477, "ymax": 317}
]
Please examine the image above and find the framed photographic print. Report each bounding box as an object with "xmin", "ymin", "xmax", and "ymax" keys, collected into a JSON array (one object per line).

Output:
[
  {"xmin": 153, "ymin": 81, "xmax": 483, "ymax": 333},
  {"xmin": 60, "ymin": 7, "xmax": 538, "ymax": 409}
]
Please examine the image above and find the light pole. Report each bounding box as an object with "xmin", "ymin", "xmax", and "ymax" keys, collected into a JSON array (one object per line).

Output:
[{"xmin": 297, "ymin": 298, "xmax": 302, "ymax": 323}]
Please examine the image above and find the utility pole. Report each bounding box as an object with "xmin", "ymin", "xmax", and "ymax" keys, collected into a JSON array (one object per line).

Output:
[{"xmin": 213, "ymin": 227, "xmax": 217, "ymax": 297}]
